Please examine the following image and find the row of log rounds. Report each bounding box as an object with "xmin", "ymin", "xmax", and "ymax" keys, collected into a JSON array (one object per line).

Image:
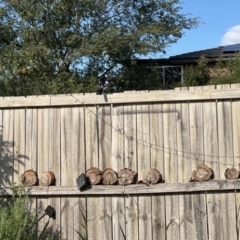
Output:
[
  {"xmin": 86, "ymin": 167, "xmax": 162, "ymax": 185},
  {"xmin": 87, "ymin": 165, "xmax": 240, "ymax": 185},
  {"xmin": 21, "ymin": 170, "xmax": 55, "ymax": 187},
  {"xmin": 20, "ymin": 165, "xmax": 240, "ymax": 188},
  {"xmin": 191, "ymin": 164, "xmax": 240, "ymax": 182}
]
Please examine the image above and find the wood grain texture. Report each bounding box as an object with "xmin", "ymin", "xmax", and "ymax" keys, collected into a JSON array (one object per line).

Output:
[
  {"xmin": 85, "ymin": 103, "xmax": 101, "ymax": 240},
  {"xmin": 2, "ymin": 84, "xmax": 240, "ymax": 239},
  {"xmin": 137, "ymin": 104, "xmax": 152, "ymax": 240},
  {"xmin": 1, "ymin": 87, "xmax": 240, "ymax": 108},
  {"xmin": 207, "ymin": 192, "xmax": 223, "ymax": 240},
  {"xmin": 192, "ymin": 192, "xmax": 208, "ymax": 240},
  {"xmin": 111, "ymin": 105, "xmax": 125, "ymax": 240},
  {"xmin": 149, "ymin": 103, "xmax": 166, "ymax": 240},
  {"xmin": 1, "ymin": 110, "xmax": 14, "ymax": 187},
  {"xmin": 203, "ymin": 100, "xmax": 219, "ymax": 177},
  {"xmin": 4, "ymin": 180, "xmax": 240, "ymax": 196},
  {"xmin": 98, "ymin": 105, "xmax": 113, "ymax": 239},
  {"xmin": 25, "ymin": 109, "xmax": 38, "ymax": 172},
  {"xmin": 13, "ymin": 109, "xmax": 26, "ymax": 185},
  {"xmin": 123, "ymin": 104, "xmax": 138, "ymax": 240}
]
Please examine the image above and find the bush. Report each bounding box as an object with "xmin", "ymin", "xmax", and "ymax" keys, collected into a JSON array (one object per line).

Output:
[
  {"xmin": 209, "ymin": 53, "xmax": 240, "ymax": 85},
  {"xmin": 183, "ymin": 56, "xmax": 210, "ymax": 86},
  {"xmin": 0, "ymin": 186, "xmax": 55, "ymax": 240}
]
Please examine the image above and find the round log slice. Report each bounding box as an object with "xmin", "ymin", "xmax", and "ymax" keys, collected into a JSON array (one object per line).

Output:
[
  {"xmin": 118, "ymin": 168, "xmax": 136, "ymax": 185},
  {"xmin": 102, "ymin": 168, "xmax": 118, "ymax": 185},
  {"xmin": 143, "ymin": 168, "xmax": 162, "ymax": 184},
  {"xmin": 86, "ymin": 167, "xmax": 102, "ymax": 185},
  {"xmin": 191, "ymin": 164, "xmax": 213, "ymax": 182},
  {"xmin": 21, "ymin": 170, "xmax": 38, "ymax": 186},
  {"xmin": 225, "ymin": 168, "xmax": 240, "ymax": 179},
  {"xmin": 39, "ymin": 171, "xmax": 55, "ymax": 186}
]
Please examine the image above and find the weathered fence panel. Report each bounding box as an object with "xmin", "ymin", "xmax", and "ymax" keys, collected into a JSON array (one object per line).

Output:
[{"xmin": 1, "ymin": 84, "xmax": 240, "ymax": 239}]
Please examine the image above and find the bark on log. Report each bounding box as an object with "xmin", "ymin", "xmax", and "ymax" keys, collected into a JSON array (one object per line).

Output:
[
  {"xmin": 142, "ymin": 168, "xmax": 162, "ymax": 184},
  {"xmin": 225, "ymin": 168, "xmax": 240, "ymax": 179},
  {"xmin": 21, "ymin": 170, "xmax": 38, "ymax": 186},
  {"xmin": 191, "ymin": 164, "xmax": 213, "ymax": 182},
  {"xmin": 102, "ymin": 168, "xmax": 118, "ymax": 185},
  {"xmin": 86, "ymin": 167, "xmax": 102, "ymax": 185},
  {"xmin": 137, "ymin": 180, "xmax": 150, "ymax": 186},
  {"xmin": 39, "ymin": 171, "xmax": 55, "ymax": 186},
  {"xmin": 118, "ymin": 168, "xmax": 136, "ymax": 185}
]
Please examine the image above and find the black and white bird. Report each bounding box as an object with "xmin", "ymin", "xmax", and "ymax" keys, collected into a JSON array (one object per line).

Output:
[{"xmin": 98, "ymin": 74, "xmax": 109, "ymax": 94}]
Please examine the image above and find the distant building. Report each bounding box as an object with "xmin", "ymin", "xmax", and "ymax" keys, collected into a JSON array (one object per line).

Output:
[{"xmin": 137, "ymin": 43, "xmax": 240, "ymax": 85}]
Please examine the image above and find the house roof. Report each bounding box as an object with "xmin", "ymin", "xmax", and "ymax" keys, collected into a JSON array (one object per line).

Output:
[
  {"xmin": 169, "ymin": 43, "xmax": 240, "ymax": 64},
  {"xmin": 136, "ymin": 43, "xmax": 240, "ymax": 66},
  {"xmin": 169, "ymin": 47, "xmax": 224, "ymax": 60}
]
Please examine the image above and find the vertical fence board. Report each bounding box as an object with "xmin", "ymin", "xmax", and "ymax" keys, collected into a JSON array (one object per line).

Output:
[
  {"xmin": 217, "ymin": 87, "xmax": 237, "ymax": 240},
  {"xmin": 1, "ymin": 109, "xmax": 14, "ymax": 186},
  {"xmin": 189, "ymin": 101, "xmax": 204, "ymax": 169},
  {"xmin": 48, "ymin": 108, "xmax": 61, "ymax": 238},
  {"xmin": 236, "ymin": 190, "xmax": 240, "ymax": 240},
  {"xmin": 98, "ymin": 105, "xmax": 112, "ymax": 170},
  {"xmin": 163, "ymin": 103, "xmax": 180, "ymax": 240},
  {"xmin": 124, "ymin": 104, "xmax": 138, "ymax": 240},
  {"xmin": 231, "ymin": 94, "xmax": 240, "ymax": 239},
  {"xmin": 137, "ymin": 104, "xmax": 152, "ymax": 240},
  {"xmin": 13, "ymin": 109, "xmax": 26, "ymax": 184},
  {"xmin": 60, "ymin": 107, "xmax": 86, "ymax": 240},
  {"xmin": 98, "ymin": 105, "xmax": 113, "ymax": 240},
  {"xmin": 163, "ymin": 103, "xmax": 178, "ymax": 183},
  {"xmin": 207, "ymin": 192, "xmax": 226, "ymax": 240},
  {"xmin": 112, "ymin": 105, "xmax": 125, "ymax": 240},
  {"xmin": 176, "ymin": 102, "xmax": 194, "ymax": 240},
  {"xmin": 25, "ymin": 109, "xmax": 38, "ymax": 172},
  {"xmin": 60, "ymin": 108, "xmax": 74, "ymax": 240},
  {"xmin": 192, "ymin": 193, "xmax": 208, "ymax": 240},
  {"xmin": 149, "ymin": 103, "xmax": 166, "ymax": 240},
  {"xmin": 85, "ymin": 105, "xmax": 100, "ymax": 240},
  {"xmin": 189, "ymin": 95, "xmax": 208, "ymax": 240},
  {"xmin": 203, "ymin": 100, "xmax": 219, "ymax": 174},
  {"xmin": 37, "ymin": 108, "xmax": 50, "ymax": 237}
]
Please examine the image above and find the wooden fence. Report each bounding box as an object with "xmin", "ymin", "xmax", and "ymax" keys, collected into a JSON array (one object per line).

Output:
[{"xmin": 1, "ymin": 84, "xmax": 240, "ymax": 239}]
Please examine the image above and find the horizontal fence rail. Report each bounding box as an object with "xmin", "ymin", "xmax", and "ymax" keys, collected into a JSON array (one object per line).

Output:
[
  {"xmin": 2, "ymin": 179, "xmax": 240, "ymax": 196},
  {"xmin": 0, "ymin": 84, "xmax": 240, "ymax": 108}
]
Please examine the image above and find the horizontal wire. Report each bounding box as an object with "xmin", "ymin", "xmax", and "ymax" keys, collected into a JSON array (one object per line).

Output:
[{"xmin": 71, "ymin": 94, "xmax": 240, "ymax": 168}]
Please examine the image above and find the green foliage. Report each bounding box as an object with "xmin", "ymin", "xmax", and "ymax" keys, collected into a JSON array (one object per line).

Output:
[
  {"xmin": 209, "ymin": 53, "xmax": 240, "ymax": 85},
  {"xmin": 0, "ymin": 186, "xmax": 56, "ymax": 240},
  {"xmin": 0, "ymin": 0, "xmax": 199, "ymax": 96},
  {"xmin": 74, "ymin": 209, "xmax": 88, "ymax": 240},
  {"xmin": 0, "ymin": 186, "xmax": 38, "ymax": 240},
  {"xmin": 183, "ymin": 56, "xmax": 210, "ymax": 86}
]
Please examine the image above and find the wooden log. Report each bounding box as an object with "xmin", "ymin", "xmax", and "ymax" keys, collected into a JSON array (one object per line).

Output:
[
  {"xmin": 86, "ymin": 167, "xmax": 102, "ymax": 185},
  {"xmin": 39, "ymin": 171, "xmax": 55, "ymax": 186},
  {"xmin": 143, "ymin": 169, "xmax": 162, "ymax": 184},
  {"xmin": 102, "ymin": 168, "xmax": 118, "ymax": 185},
  {"xmin": 224, "ymin": 168, "xmax": 240, "ymax": 179},
  {"xmin": 191, "ymin": 164, "xmax": 213, "ymax": 182},
  {"xmin": 21, "ymin": 170, "xmax": 38, "ymax": 186},
  {"xmin": 118, "ymin": 168, "xmax": 136, "ymax": 185}
]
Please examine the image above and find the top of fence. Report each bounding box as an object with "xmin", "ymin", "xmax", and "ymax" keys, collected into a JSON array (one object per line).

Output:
[{"xmin": 0, "ymin": 83, "xmax": 240, "ymax": 108}]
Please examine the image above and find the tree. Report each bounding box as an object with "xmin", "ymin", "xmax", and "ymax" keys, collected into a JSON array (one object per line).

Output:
[
  {"xmin": 0, "ymin": 0, "xmax": 199, "ymax": 96},
  {"xmin": 183, "ymin": 56, "xmax": 210, "ymax": 86}
]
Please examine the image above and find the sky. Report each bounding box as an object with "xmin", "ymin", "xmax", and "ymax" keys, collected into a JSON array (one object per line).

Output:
[{"xmin": 155, "ymin": 0, "xmax": 240, "ymax": 58}]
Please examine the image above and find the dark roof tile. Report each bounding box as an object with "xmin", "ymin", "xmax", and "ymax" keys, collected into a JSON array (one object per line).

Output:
[{"xmin": 169, "ymin": 47, "xmax": 224, "ymax": 60}]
